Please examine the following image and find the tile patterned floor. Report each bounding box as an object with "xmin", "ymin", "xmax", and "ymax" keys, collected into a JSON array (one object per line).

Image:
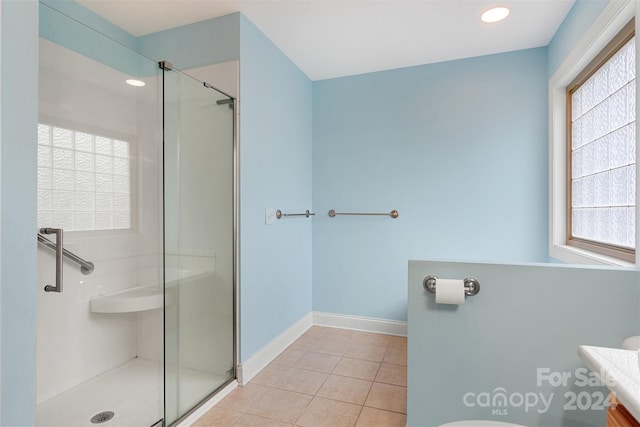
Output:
[{"xmin": 194, "ymin": 326, "xmax": 407, "ymax": 427}]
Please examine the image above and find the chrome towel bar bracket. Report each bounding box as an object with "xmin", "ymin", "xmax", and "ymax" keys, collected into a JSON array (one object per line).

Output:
[
  {"xmin": 276, "ymin": 209, "xmax": 315, "ymax": 219},
  {"xmin": 423, "ymin": 275, "xmax": 480, "ymax": 296}
]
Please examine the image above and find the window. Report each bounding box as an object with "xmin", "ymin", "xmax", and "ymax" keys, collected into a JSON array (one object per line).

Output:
[
  {"xmin": 567, "ymin": 21, "xmax": 635, "ymax": 262},
  {"xmin": 37, "ymin": 123, "xmax": 132, "ymax": 231},
  {"xmin": 549, "ymin": 1, "xmax": 637, "ymax": 266}
]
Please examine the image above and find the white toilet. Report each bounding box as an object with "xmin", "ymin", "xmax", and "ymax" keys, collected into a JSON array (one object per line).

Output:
[
  {"xmin": 440, "ymin": 421, "xmax": 526, "ymax": 427},
  {"xmin": 622, "ymin": 335, "xmax": 640, "ymax": 350}
]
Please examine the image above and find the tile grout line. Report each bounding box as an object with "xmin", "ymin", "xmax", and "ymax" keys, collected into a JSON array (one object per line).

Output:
[
  {"xmin": 352, "ymin": 401, "xmax": 366, "ymax": 427},
  {"xmin": 357, "ymin": 355, "xmax": 383, "ymax": 413},
  {"xmin": 297, "ymin": 329, "xmax": 374, "ymax": 426},
  {"xmin": 292, "ymin": 345, "xmax": 342, "ymax": 427},
  {"xmin": 217, "ymin": 328, "xmax": 407, "ymax": 426}
]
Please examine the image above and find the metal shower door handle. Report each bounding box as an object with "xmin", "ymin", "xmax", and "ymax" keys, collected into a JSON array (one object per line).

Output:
[{"xmin": 41, "ymin": 227, "xmax": 63, "ymax": 293}]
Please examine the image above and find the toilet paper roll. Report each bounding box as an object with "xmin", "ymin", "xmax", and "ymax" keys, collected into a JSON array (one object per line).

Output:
[{"xmin": 435, "ymin": 279, "xmax": 465, "ymax": 305}]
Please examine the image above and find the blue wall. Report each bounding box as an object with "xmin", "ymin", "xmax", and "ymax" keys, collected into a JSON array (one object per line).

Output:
[
  {"xmin": 1, "ymin": 0, "xmax": 39, "ymax": 424},
  {"xmin": 39, "ymin": 1, "xmax": 156, "ymax": 79},
  {"xmin": 40, "ymin": 2, "xmax": 240, "ymax": 77},
  {"xmin": 547, "ymin": 0, "xmax": 609, "ymax": 77},
  {"xmin": 40, "ymin": 0, "xmax": 136, "ymax": 50},
  {"xmin": 239, "ymin": 15, "xmax": 313, "ymax": 360},
  {"xmin": 312, "ymin": 48, "xmax": 549, "ymax": 321},
  {"xmin": 138, "ymin": 13, "xmax": 240, "ymax": 71},
  {"xmin": 408, "ymin": 260, "xmax": 640, "ymax": 426}
]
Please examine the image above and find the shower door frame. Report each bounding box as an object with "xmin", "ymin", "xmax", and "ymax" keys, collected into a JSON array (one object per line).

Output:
[{"xmin": 160, "ymin": 60, "xmax": 239, "ymax": 426}]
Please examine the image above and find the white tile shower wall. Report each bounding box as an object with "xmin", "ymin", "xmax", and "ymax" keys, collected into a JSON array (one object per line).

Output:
[
  {"xmin": 37, "ymin": 235, "xmax": 140, "ymax": 403},
  {"xmin": 37, "ymin": 39, "xmax": 163, "ymax": 402},
  {"xmin": 135, "ymin": 71, "xmax": 164, "ymax": 364},
  {"xmin": 135, "ymin": 70, "xmax": 163, "ymax": 283},
  {"xmin": 39, "ymin": 41, "xmax": 138, "ymax": 136}
]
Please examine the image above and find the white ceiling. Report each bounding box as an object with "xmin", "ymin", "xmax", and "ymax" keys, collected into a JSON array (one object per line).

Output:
[{"xmin": 76, "ymin": 0, "xmax": 575, "ymax": 81}]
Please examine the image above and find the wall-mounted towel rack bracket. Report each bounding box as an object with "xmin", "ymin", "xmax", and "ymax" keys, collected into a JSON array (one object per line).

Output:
[{"xmin": 276, "ymin": 209, "xmax": 315, "ymax": 219}]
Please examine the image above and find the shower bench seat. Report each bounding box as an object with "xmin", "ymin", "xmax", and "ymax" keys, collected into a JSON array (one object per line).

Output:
[
  {"xmin": 89, "ymin": 269, "xmax": 213, "ymax": 314},
  {"xmin": 90, "ymin": 286, "xmax": 171, "ymax": 313}
]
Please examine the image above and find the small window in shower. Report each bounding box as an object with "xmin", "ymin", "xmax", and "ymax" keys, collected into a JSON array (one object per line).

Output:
[{"xmin": 37, "ymin": 123, "xmax": 133, "ymax": 231}]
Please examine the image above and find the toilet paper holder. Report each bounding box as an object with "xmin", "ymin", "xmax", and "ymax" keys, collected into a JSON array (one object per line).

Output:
[{"xmin": 423, "ymin": 275, "xmax": 480, "ymax": 296}]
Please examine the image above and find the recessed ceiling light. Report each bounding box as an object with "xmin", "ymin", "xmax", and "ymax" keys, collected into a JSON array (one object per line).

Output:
[
  {"xmin": 481, "ymin": 6, "xmax": 510, "ymax": 23},
  {"xmin": 126, "ymin": 79, "xmax": 146, "ymax": 87}
]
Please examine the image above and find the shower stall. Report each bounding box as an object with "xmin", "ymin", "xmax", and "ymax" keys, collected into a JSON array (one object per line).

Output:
[{"xmin": 35, "ymin": 4, "xmax": 236, "ymax": 426}]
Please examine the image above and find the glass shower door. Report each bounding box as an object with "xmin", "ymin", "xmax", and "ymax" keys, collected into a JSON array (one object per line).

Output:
[
  {"xmin": 36, "ymin": 4, "xmax": 164, "ymax": 427},
  {"xmin": 163, "ymin": 65, "xmax": 235, "ymax": 424}
]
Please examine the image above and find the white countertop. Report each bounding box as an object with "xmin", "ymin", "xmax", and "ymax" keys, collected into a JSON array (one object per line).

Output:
[{"xmin": 578, "ymin": 345, "xmax": 640, "ymax": 421}]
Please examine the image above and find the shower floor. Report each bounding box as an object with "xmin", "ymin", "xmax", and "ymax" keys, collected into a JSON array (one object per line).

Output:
[{"xmin": 36, "ymin": 358, "xmax": 229, "ymax": 427}]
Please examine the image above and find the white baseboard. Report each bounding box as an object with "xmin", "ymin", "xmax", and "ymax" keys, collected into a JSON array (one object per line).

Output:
[
  {"xmin": 176, "ymin": 380, "xmax": 238, "ymax": 427},
  {"xmin": 312, "ymin": 311, "xmax": 407, "ymax": 336},
  {"xmin": 236, "ymin": 311, "xmax": 406, "ymax": 386},
  {"xmin": 237, "ymin": 312, "xmax": 313, "ymax": 385}
]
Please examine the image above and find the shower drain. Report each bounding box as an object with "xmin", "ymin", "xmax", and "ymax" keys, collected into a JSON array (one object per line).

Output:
[{"xmin": 90, "ymin": 411, "xmax": 114, "ymax": 424}]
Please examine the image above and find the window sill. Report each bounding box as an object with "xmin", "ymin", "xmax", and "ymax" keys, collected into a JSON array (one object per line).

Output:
[{"xmin": 550, "ymin": 243, "xmax": 635, "ymax": 267}]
